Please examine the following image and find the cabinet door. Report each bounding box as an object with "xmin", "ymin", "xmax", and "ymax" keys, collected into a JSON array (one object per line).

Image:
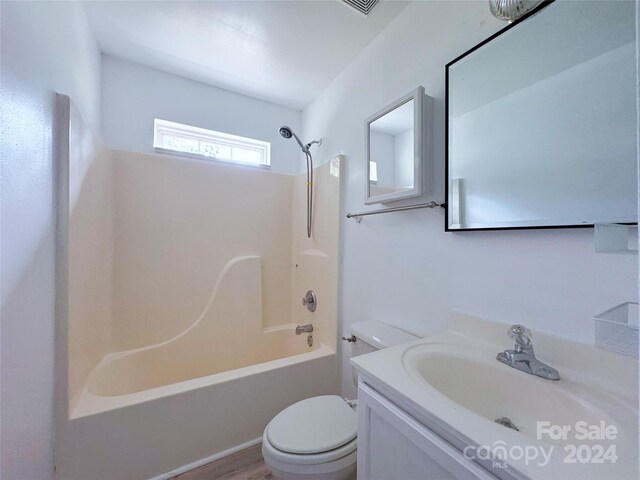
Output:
[{"xmin": 357, "ymin": 383, "xmax": 496, "ymax": 480}]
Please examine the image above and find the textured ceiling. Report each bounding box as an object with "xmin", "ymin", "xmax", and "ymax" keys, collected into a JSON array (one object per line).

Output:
[{"xmin": 83, "ymin": 0, "xmax": 410, "ymax": 109}]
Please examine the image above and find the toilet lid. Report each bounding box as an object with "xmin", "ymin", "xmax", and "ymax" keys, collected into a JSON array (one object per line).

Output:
[{"xmin": 266, "ymin": 395, "xmax": 357, "ymax": 455}]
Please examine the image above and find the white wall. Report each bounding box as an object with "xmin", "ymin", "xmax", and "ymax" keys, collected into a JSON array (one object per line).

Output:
[
  {"xmin": 0, "ymin": 2, "xmax": 101, "ymax": 479},
  {"xmin": 101, "ymin": 56, "xmax": 304, "ymax": 174},
  {"xmin": 300, "ymin": 1, "xmax": 639, "ymax": 398}
]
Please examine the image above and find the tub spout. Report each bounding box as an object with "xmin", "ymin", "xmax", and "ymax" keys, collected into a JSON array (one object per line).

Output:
[{"xmin": 296, "ymin": 324, "xmax": 313, "ymax": 335}]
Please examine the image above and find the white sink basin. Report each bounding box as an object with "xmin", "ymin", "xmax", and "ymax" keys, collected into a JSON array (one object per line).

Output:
[{"xmin": 402, "ymin": 343, "xmax": 635, "ymax": 447}]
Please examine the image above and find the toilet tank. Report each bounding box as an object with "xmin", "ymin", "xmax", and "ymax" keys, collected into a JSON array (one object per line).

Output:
[{"xmin": 348, "ymin": 321, "xmax": 418, "ymax": 385}]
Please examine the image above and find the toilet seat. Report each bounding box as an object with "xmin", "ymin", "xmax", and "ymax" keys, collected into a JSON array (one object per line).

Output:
[
  {"xmin": 262, "ymin": 395, "xmax": 358, "ymax": 479},
  {"xmin": 263, "ymin": 430, "xmax": 357, "ymax": 465},
  {"xmin": 266, "ymin": 395, "xmax": 357, "ymax": 456}
]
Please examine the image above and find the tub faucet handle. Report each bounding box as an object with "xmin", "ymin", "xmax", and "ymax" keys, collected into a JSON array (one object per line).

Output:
[{"xmin": 302, "ymin": 290, "xmax": 317, "ymax": 312}]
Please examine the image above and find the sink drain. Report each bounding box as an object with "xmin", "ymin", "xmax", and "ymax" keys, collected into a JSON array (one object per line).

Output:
[{"xmin": 495, "ymin": 417, "xmax": 519, "ymax": 431}]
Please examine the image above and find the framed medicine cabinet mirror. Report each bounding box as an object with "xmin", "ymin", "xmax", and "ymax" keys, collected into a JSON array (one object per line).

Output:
[
  {"xmin": 365, "ymin": 86, "xmax": 427, "ymax": 205},
  {"xmin": 446, "ymin": 0, "xmax": 637, "ymax": 231}
]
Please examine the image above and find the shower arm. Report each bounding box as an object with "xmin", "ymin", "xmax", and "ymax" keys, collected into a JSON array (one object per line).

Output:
[
  {"xmin": 290, "ymin": 131, "xmax": 310, "ymax": 154},
  {"xmin": 305, "ymin": 139, "xmax": 322, "ymax": 151}
]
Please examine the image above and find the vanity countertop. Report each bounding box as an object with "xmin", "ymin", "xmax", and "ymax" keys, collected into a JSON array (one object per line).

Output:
[{"xmin": 351, "ymin": 311, "xmax": 638, "ymax": 480}]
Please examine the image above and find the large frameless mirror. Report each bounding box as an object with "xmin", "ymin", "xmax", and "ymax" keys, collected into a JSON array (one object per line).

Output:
[
  {"xmin": 366, "ymin": 86, "xmax": 425, "ymax": 204},
  {"xmin": 446, "ymin": 0, "xmax": 637, "ymax": 231}
]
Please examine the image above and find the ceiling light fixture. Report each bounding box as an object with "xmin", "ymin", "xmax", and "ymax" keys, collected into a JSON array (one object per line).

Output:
[{"xmin": 489, "ymin": 0, "xmax": 545, "ymax": 22}]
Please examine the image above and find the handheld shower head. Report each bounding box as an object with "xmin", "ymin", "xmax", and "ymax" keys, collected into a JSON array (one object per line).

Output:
[
  {"xmin": 277, "ymin": 125, "xmax": 322, "ymax": 239},
  {"xmin": 279, "ymin": 125, "xmax": 313, "ymax": 154},
  {"xmin": 279, "ymin": 126, "xmax": 293, "ymax": 139}
]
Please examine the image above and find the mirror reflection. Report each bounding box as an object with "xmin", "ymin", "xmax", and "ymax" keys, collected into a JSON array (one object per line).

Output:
[
  {"xmin": 369, "ymin": 99, "xmax": 414, "ymax": 198},
  {"xmin": 366, "ymin": 86, "xmax": 425, "ymax": 205},
  {"xmin": 447, "ymin": 0, "xmax": 637, "ymax": 230}
]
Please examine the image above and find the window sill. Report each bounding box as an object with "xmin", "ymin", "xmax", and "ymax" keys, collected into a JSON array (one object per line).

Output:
[{"xmin": 153, "ymin": 147, "xmax": 272, "ymax": 170}]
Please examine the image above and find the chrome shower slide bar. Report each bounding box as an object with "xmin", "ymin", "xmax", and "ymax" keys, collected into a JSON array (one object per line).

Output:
[{"xmin": 346, "ymin": 201, "xmax": 445, "ymax": 222}]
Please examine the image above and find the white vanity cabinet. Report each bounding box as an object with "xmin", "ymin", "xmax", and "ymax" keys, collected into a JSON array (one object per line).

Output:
[{"xmin": 357, "ymin": 382, "xmax": 496, "ymax": 480}]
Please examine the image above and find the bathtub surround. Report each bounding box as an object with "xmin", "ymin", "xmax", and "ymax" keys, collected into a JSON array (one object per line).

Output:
[
  {"xmin": 56, "ymin": 93, "xmax": 342, "ymax": 477},
  {"xmin": 108, "ymin": 151, "xmax": 341, "ymax": 354},
  {"xmin": 109, "ymin": 152, "xmax": 341, "ymax": 354},
  {"xmin": 56, "ymin": 154, "xmax": 341, "ymax": 477},
  {"xmin": 62, "ymin": 95, "xmax": 114, "ymax": 416},
  {"xmin": 291, "ymin": 156, "xmax": 343, "ymax": 349},
  {"xmin": 111, "ymin": 151, "xmax": 294, "ymax": 350},
  {"xmin": 0, "ymin": 3, "xmax": 102, "ymax": 479},
  {"xmin": 300, "ymin": 0, "xmax": 639, "ymax": 399}
]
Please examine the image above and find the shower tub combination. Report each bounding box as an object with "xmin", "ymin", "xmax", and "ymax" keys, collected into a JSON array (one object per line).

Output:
[
  {"xmin": 59, "ymin": 258, "xmax": 337, "ymax": 480},
  {"xmin": 55, "ymin": 96, "xmax": 342, "ymax": 480}
]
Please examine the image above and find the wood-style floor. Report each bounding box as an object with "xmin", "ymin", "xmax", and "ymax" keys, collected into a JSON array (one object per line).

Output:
[{"xmin": 171, "ymin": 444, "xmax": 272, "ymax": 480}]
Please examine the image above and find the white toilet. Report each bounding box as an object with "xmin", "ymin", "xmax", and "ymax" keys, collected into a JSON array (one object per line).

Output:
[{"xmin": 262, "ymin": 321, "xmax": 418, "ymax": 480}]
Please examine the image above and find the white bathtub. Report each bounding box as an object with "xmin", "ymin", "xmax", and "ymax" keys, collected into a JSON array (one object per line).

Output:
[
  {"xmin": 57, "ymin": 256, "xmax": 338, "ymax": 479},
  {"xmin": 59, "ymin": 338, "xmax": 336, "ymax": 479},
  {"xmin": 73, "ymin": 324, "xmax": 332, "ymax": 414}
]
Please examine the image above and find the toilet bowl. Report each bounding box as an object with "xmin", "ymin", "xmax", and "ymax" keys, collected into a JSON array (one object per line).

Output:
[
  {"xmin": 262, "ymin": 395, "xmax": 357, "ymax": 480},
  {"xmin": 262, "ymin": 321, "xmax": 418, "ymax": 480}
]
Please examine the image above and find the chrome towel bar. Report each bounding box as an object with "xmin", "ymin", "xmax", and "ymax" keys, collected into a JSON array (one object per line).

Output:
[{"xmin": 346, "ymin": 201, "xmax": 445, "ymax": 222}]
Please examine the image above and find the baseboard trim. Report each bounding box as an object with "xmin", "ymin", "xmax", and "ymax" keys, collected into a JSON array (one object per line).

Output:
[{"xmin": 151, "ymin": 437, "xmax": 263, "ymax": 480}]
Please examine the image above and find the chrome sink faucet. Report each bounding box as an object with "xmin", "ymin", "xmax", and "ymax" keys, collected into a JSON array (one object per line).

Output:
[{"xmin": 496, "ymin": 325, "xmax": 560, "ymax": 381}]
